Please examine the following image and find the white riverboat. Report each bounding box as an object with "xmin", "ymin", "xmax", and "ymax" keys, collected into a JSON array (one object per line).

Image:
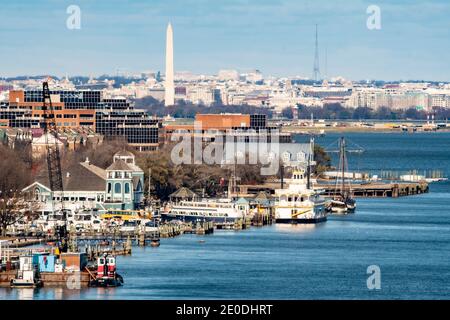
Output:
[
  {"xmin": 274, "ymin": 168, "xmax": 327, "ymax": 224},
  {"xmin": 161, "ymin": 198, "xmax": 247, "ymax": 223}
]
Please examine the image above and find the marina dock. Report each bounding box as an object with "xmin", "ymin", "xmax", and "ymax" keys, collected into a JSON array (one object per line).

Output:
[
  {"xmin": 235, "ymin": 180, "xmax": 429, "ymax": 198},
  {"xmin": 315, "ymin": 181, "xmax": 429, "ymax": 198}
]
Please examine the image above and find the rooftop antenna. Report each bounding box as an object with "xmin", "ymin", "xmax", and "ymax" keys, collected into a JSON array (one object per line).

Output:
[{"xmin": 313, "ymin": 24, "xmax": 321, "ymax": 82}]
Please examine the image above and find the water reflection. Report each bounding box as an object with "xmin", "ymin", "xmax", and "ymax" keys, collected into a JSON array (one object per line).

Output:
[
  {"xmin": 16, "ymin": 288, "xmax": 36, "ymax": 300},
  {"xmin": 274, "ymin": 223, "xmax": 324, "ymax": 233}
]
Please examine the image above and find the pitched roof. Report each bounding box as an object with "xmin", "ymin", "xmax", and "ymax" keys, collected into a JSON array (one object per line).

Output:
[
  {"xmin": 236, "ymin": 197, "xmax": 249, "ymax": 204},
  {"xmin": 114, "ymin": 150, "xmax": 134, "ymax": 157},
  {"xmin": 80, "ymin": 161, "xmax": 107, "ymax": 180},
  {"xmin": 169, "ymin": 187, "xmax": 197, "ymax": 199},
  {"xmin": 106, "ymin": 159, "xmax": 133, "ymax": 171},
  {"xmin": 254, "ymin": 191, "xmax": 272, "ymax": 204},
  {"xmin": 35, "ymin": 162, "xmax": 106, "ymax": 192}
]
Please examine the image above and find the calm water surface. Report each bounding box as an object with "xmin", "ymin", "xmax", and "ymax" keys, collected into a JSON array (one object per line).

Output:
[{"xmin": 1, "ymin": 132, "xmax": 450, "ymax": 299}]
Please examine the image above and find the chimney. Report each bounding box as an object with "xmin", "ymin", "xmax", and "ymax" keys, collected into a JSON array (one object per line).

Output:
[
  {"xmin": 66, "ymin": 172, "xmax": 71, "ymax": 178},
  {"xmin": 85, "ymin": 157, "xmax": 90, "ymax": 165}
]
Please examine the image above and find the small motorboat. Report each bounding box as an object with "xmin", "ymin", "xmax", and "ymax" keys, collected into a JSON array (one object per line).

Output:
[
  {"xmin": 10, "ymin": 256, "xmax": 43, "ymax": 288},
  {"xmin": 10, "ymin": 275, "xmax": 43, "ymax": 288}
]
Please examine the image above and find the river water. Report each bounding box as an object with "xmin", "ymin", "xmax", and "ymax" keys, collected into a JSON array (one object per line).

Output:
[{"xmin": 1, "ymin": 132, "xmax": 450, "ymax": 299}]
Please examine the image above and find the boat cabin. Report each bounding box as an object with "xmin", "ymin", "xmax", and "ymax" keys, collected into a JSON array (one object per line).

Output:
[{"xmin": 97, "ymin": 255, "xmax": 117, "ymax": 279}]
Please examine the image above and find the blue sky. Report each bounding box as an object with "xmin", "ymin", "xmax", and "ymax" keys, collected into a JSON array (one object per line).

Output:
[{"xmin": 0, "ymin": 0, "xmax": 449, "ymax": 81}]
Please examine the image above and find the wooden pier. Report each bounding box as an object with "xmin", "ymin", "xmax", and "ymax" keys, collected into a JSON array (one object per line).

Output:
[
  {"xmin": 235, "ymin": 180, "xmax": 429, "ymax": 198},
  {"xmin": 315, "ymin": 181, "xmax": 429, "ymax": 198},
  {"xmin": 0, "ymin": 237, "xmax": 55, "ymax": 248},
  {"xmin": 251, "ymin": 213, "xmax": 273, "ymax": 227}
]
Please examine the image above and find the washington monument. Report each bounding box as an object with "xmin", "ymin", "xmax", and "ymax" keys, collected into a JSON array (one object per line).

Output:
[{"xmin": 165, "ymin": 23, "xmax": 175, "ymax": 106}]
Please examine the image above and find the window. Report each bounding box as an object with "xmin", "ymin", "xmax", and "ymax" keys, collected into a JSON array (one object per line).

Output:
[
  {"xmin": 34, "ymin": 188, "xmax": 40, "ymax": 201},
  {"xmin": 114, "ymin": 183, "xmax": 121, "ymax": 194},
  {"xmin": 107, "ymin": 183, "xmax": 112, "ymax": 193},
  {"xmin": 125, "ymin": 183, "xmax": 130, "ymax": 194}
]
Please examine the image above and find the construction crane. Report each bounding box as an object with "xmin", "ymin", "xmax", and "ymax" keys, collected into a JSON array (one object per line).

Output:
[{"xmin": 42, "ymin": 81, "xmax": 68, "ymax": 251}]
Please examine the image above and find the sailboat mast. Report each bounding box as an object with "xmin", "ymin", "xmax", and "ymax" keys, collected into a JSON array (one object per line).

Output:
[{"xmin": 341, "ymin": 137, "xmax": 346, "ymax": 196}]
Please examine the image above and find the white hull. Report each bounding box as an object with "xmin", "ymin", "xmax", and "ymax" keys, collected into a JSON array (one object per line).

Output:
[
  {"xmin": 163, "ymin": 199, "xmax": 246, "ymax": 223},
  {"xmin": 274, "ymin": 169, "xmax": 328, "ymax": 224}
]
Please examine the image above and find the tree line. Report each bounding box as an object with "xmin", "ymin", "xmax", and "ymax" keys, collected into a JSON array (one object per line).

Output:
[
  {"xmin": 137, "ymin": 96, "xmax": 450, "ymax": 121},
  {"xmin": 135, "ymin": 97, "xmax": 273, "ymax": 118},
  {"xmin": 284, "ymin": 104, "xmax": 450, "ymax": 121}
]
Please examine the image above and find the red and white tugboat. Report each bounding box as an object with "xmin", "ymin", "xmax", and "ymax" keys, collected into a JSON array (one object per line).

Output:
[{"xmin": 90, "ymin": 254, "xmax": 124, "ymax": 287}]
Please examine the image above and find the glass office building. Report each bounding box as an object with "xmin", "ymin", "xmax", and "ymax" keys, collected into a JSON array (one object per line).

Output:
[{"xmin": 2, "ymin": 90, "xmax": 162, "ymax": 151}]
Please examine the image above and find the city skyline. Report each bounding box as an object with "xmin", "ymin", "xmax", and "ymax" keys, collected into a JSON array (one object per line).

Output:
[{"xmin": 0, "ymin": 0, "xmax": 449, "ymax": 81}]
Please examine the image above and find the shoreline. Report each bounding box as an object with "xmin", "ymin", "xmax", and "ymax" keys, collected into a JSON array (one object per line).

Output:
[{"xmin": 283, "ymin": 127, "xmax": 450, "ymax": 134}]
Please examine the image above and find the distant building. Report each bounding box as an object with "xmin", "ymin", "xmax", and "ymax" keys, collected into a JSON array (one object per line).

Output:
[
  {"xmin": 428, "ymin": 93, "xmax": 449, "ymax": 109},
  {"xmin": 186, "ymin": 86, "xmax": 215, "ymax": 106},
  {"xmin": 243, "ymin": 70, "xmax": 263, "ymax": 83},
  {"xmin": 218, "ymin": 70, "xmax": 240, "ymax": 81},
  {"xmin": 148, "ymin": 88, "xmax": 166, "ymax": 101},
  {"xmin": 164, "ymin": 113, "xmax": 292, "ymax": 143},
  {"xmin": 31, "ymin": 133, "xmax": 65, "ymax": 160},
  {"xmin": 0, "ymin": 89, "xmax": 162, "ymax": 151}
]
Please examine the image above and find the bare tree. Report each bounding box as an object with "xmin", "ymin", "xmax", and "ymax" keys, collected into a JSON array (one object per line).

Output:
[
  {"xmin": 0, "ymin": 191, "xmax": 37, "ymax": 237},
  {"xmin": 0, "ymin": 144, "xmax": 34, "ymax": 237}
]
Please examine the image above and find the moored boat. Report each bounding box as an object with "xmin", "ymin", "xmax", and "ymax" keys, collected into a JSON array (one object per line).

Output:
[
  {"xmin": 89, "ymin": 254, "xmax": 123, "ymax": 287},
  {"xmin": 274, "ymin": 168, "xmax": 327, "ymax": 224},
  {"xmin": 10, "ymin": 256, "xmax": 43, "ymax": 288},
  {"xmin": 161, "ymin": 198, "xmax": 246, "ymax": 223},
  {"xmin": 326, "ymin": 137, "xmax": 357, "ymax": 215}
]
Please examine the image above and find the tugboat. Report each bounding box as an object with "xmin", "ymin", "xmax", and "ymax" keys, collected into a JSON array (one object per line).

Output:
[
  {"xmin": 89, "ymin": 254, "xmax": 124, "ymax": 287},
  {"xmin": 326, "ymin": 137, "xmax": 356, "ymax": 214}
]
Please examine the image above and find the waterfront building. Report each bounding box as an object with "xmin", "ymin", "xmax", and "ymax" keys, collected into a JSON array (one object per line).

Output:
[
  {"xmin": 23, "ymin": 151, "xmax": 145, "ymax": 212},
  {"xmin": 105, "ymin": 151, "xmax": 145, "ymax": 210}
]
